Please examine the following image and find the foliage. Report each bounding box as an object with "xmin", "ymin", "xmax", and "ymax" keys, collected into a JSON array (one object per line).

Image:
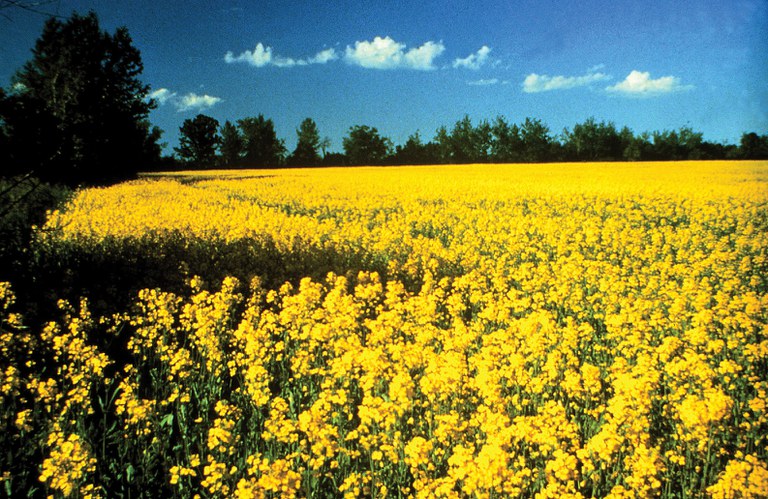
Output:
[
  {"xmin": 391, "ymin": 132, "xmax": 442, "ymax": 165},
  {"xmin": 434, "ymin": 115, "xmax": 492, "ymax": 164},
  {"xmin": 175, "ymin": 114, "xmax": 221, "ymax": 168},
  {"xmin": 562, "ymin": 118, "xmax": 626, "ymax": 161},
  {"xmin": 740, "ymin": 133, "xmax": 768, "ymax": 159},
  {"xmin": 342, "ymin": 125, "xmax": 393, "ymax": 165},
  {"xmin": 519, "ymin": 117, "xmax": 554, "ymax": 162},
  {"xmin": 218, "ymin": 120, "xmax": 245, "ymax": 168},
  {"xmin": 0, "ymin": 176, "xmax": 71, "ymax": 295},
  {"xmin": 287, "ymin": 118, "xmax": 322, "ymax": 167},
  {"xmin": 489, "ymin": 116, "xmax": 523, "ymax": 163},
  {"xmin": 238, "ymin": 115, "xmax": 286, "ymax": 168},
  {"xmin": 0, "ymin": 11, "xmax": 161, "ymax": 185}
]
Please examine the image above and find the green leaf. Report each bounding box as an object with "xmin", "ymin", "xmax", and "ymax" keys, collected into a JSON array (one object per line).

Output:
[{"xmin": 160, "ymin": 413, "xmax": 174, "ymax": 428}]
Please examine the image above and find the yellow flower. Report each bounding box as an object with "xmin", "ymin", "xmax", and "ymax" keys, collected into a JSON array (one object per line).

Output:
[
  {"xmin": 39, "ymin": 433, "xmax": 97, "ymax": 497},
  {"xmin": 708, "ymin": 454, "xmax": 768, "ymax": 499}
]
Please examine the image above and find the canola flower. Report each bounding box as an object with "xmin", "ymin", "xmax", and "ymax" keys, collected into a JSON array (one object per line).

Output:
[{"xmin": 1, "ymin": 160, "xmax": 766, "ymax": 497}]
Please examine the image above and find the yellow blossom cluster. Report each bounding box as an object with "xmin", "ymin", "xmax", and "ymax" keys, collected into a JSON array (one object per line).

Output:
[{"xmin": 1, "ymin": 160, "xmax": 766, "ymax": 497}]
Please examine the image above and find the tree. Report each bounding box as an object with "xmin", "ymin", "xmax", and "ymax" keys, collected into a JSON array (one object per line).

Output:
[
  {"xmin": 174, "ymin": 114, "xmax": 220, "ymax": 168},
  {"xmin": 319, "ymin": 137, "xmax": 332, "ymax": 159},
  {"xmin": 238, "ymin": 115, "xmax": 286, "ymax": 167},
  {"xmin": 288, "ymin": 118, "xmax": 321, "ymax": 167},
  {"xmin": 391, "ymin": 131, "xmax": 441, "ymax": 165},
  {"xmin": 649, "ymin": 127, "xmax": 703, "ymax": 160},
  {"xmin": 739, "ymin": 132, "xmax": 768, "ymax": 159},
  {"xmin": 520, "ymin": 117, "xmax": 552, "ymax": 162},
  {"xmin": 2, "ymin": 11, "xmax": 161, "ymax": 185},
  {"xmin": 219, "ymin": 120, "xmax": 244, "ymax": 167},
  {"xmin": 490, "ymin": 116, "xmax": 523, "ymax": 163},
  {"xmin": 0, "ymin": 88, "xmax": 10, "ymax": 168},
  {"xmin": 453, "ymin": 115, "xmax": 491, "ymax": 163},
  {"xmin": 342, "ymin": 125, "xmax": 392, "ymax": 165},
  {"xmin": 433, "ymin": 116, "xmax": 491, "ymax": 164},
  {"xmin": 563, "ymin": 118, "xmax": 623, "ymax": 161}
]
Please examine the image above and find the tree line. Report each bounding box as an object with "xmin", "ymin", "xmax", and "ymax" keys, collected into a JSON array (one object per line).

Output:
[
  {"xmin": 175, "ymin": 112, "xmax": 768, "ymax": 169},
  {"xmin": 1, "ymin": 11, "xmax": 767, "ymax": 187}
]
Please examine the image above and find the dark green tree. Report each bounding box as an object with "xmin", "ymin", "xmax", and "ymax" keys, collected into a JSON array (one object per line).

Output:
[
  {"xmin": 288, "ymin": 118, "xmax": 321, "ymax": 167},
  {"xmin": 391, "ymin": 131, "xmax": 441, "ymax": 165},
  {"xmin": 433, "ymin": 125, "xmax": 452, "ymax": 164},
  {"xmin": 520, "ymin": 117, "xmax": 552, "ymax": 162},
  {"xmin": 622, "ymin": 131, "xmax": 652, "ymax": 161},
  {"xmin": 319, "ymin": 136, "xmax": 332, "ymax": 159},
  {"xmin": 739, "ymin": 132, "xmax": 768, "ymax": 159},
  {"xmin": 434, "ymin": 115, "xmax": 491, "ymax": 164},
  {"xmin": 174, "ymin": 114, "xmax": 220, "ymax": 168},
  {"xmin": 490, "ymin": 116, "xmax": 523, "ymax": 162},
  {"xmin": 2, "ymin": 11, "xmax": 161, "ymax": 185},
  {"xmin": 219, "ymin": 120, "xmax": 244, "ymax": 167},
  {"xmin": 238, "ymin": 115, "xmax": 286, "ymax": 167},
  {"xmin": 650, "ymin": 127, "xmax": 703, "ymax": 160},
  {"xmin": 342, "ymin": 125, "xmax": 392, "ymax": 165},
  {"xmin": 0, "ymin": 88, "xmax": 9, "ymax": 168},
  {"xmin": 563, "ymin": 117, "xmax": 623, "ymax": 161}
]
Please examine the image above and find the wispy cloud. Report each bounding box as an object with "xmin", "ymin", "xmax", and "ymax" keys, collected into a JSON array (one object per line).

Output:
[
  {"xmin": 522, "ymin": 70, "xmax": 610, "ymax": 93},
  {"xmin": 453, "ymin": 46, "xmax": 492, "ymax": 70},
  {"xmin": 606, "ymin": 70, "xmax": 693, "ymax": 96},
  {"xmin": 344, "ymin": 36, "xmax": 445, "ymax": 70},
  {"xmin": 468, "ymin": 78, "xmax": 501, "ymax": 86},
  {"xmin": 224, "ymin": 43, "xmax": 339, "ymax": 68},
  {"xmin": 150, "ymin": 88, "xmax": 222, "ymax": 112},
  {"xmin": 148, "ymin": 88, "xmax": 177, "ymax": 105}
]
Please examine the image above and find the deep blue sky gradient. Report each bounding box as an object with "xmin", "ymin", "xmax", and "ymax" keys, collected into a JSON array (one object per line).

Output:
[{"xmin": 1, "ymin": 0, "xmax": 766, "ymax": 153}]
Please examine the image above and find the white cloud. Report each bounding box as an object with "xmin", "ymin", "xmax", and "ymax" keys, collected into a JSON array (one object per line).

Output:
[
  {"xmin": 468, "ymin": 78, "xmax": 500, "ymax": 86},
  {"xmin": 309, "ymin": 47, "xmax": 339, "ymax": 64},
  {"xmin": 148, "ymin": 88, "xmax": 177, "ymax": 105},
  {"xmin": 150, "ymin": 88, "xmax": 222, "ymax": 112},
  {"xmin": 176, "ymin": 93, "xmax": 222, "ymax": 112},
  {"xmin": 225, "ymin": 43, "xmax": 338, "ymax": 68},
  {"xmin": 452, "ymin": 45, "xmax": 492, "ymax": 70},
  {"xmin": 606, "ymin": 70, "xmax": 693, "ymax": 96},
  {"xmin": 344, "ymin": 36, "xmax": 445, "ymax": 70},
  {"xmin": 344, "ymin": 36, "xmax": 405, "ymax": 69},
  {"xmin": 403, "ymin": 40, "xmax": 446, "ymax": 70},
  {"xmin": 522, "ymin": 71, "xmax": 610, "ymax": 93},
  {"xmin": 225, "ymin": 42, "xmax": 273, "ymax": 67}
]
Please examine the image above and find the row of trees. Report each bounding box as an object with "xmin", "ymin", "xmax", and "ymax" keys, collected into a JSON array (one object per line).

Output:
[
  {"xmin": 1, "ymin": 10, "xmax": 767, "ymax": 186},
  {"xmin": 175, "ymin": 115, "xmax": 330, "ymax": 168},
  {"xmin": 175, "ymin": 113, "xmax": 768, "ymax": 169}
]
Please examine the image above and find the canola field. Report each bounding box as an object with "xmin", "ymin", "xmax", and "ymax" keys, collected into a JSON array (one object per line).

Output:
[{"xmin": 2, "ymin": 161, "xmax": 768, "ymax": 497}]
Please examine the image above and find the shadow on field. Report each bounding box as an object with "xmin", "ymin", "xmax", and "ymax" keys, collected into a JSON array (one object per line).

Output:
[{"xmin": 29, "ymin": 232, "xmax": 403, "ymax": 320}]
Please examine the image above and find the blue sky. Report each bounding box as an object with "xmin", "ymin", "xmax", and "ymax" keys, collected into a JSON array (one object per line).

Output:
[{"xmin": 1, "ymin": 0, "xmax": 766, "ymax": 153}]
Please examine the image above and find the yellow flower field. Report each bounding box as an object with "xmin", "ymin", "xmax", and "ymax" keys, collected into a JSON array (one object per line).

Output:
[{"xmin": 2, "ymin": 161, "xmax": 767, "ymax": 497}]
